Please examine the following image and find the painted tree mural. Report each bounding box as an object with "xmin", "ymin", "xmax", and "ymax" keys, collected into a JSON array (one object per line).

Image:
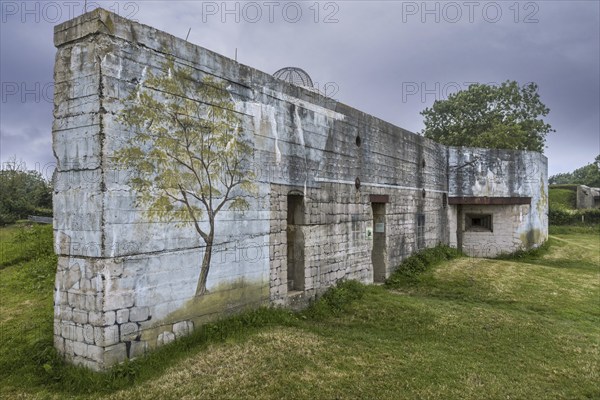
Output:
[{"xmin": 115, "ymin": 59, "xmax": 256, "ymax": 296}]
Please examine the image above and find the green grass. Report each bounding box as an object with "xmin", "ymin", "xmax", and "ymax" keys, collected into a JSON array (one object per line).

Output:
[
  {"xmin": 385, "ymin": 245, "xmax": 464, "ymax": 288},
  {"xmin": 0, "ymin": 224, "xmax": 58, "ymax": 398},
  {"xmin": 548, "ymin": 188, "xmax": 577, "ymax": 210},
  {"xmin": 549, "ymin": 224, "xmax": 600, "ymax": 236},
  {"xmin": 0, "ymin": 223, "xmax": 54, "ymax": 269},
  {"xmin": 0, "ymin": 225, "xmax": 598, "ymax": 399}
]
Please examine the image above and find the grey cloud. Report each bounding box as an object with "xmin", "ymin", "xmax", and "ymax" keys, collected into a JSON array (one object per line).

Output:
[{"xmin": 1, "ymin": 0, "xmax": 598, "ymax": 176}]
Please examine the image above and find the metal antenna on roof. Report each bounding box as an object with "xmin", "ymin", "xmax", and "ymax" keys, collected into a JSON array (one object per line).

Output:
[
  {"xmin": 235, "ymin": 48, "xmax": 238, "ymax": 62},
  {"xmin": 185, "ymin": 28, "xmax": 191, "ymax": 42}
]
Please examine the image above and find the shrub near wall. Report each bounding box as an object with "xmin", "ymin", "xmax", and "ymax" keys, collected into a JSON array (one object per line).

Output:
[
  {"xmin": 386, "ymin": 246, "xmax": 463, "ymax": 288},
  {"xmin": 548, "ymin": 208, "xmax": 600, "ymax": 225}
]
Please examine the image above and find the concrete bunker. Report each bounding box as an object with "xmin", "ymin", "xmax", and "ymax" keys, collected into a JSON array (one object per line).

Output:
[{"xmin": 52, "ymin": 9, "xmax": 548, "ymax": 370}]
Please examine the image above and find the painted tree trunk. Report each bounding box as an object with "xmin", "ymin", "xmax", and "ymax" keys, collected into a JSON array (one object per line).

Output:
[{"xmin": 195, "ymin": 230, "xmax": 214, "ymax": 296}]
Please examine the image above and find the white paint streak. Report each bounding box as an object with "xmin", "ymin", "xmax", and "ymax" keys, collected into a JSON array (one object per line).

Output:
[
  {"xmin": 136, "ymin": 66, "xmax": 148, "ymax": 102},
  {"xmin": 242, "ymin": 101, "xmax": 282, "ymax": 163},
  {"xmin": 262, "ymin": 87, "xmax": 345, "ymax": 121},
  {"xmin": 293, "ymin": 106, "xmax": 309, "ymax": 195},
  {"xmin": 269, "ymin": 106, "xmax": 282, "ymax": 163}
]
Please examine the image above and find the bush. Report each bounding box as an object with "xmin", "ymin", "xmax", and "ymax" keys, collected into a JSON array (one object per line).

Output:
[
  {"xmin": 304, "ymin": 280, "xmax": 367, "ymax": 318},
  {"xmin": 549, "ymin": 207, "xmax": 600, "ymax": 225},
  {"xmin": 0, "ymin": 212, "xmax": 18, "ymax": 225},
  {"xmin": 32, "ymin": 207, "xmax": 53, "ymax": 217},
  {"xmin": 0, "ymin": 165, "xmax": 52, "ymax": 226},
  {"xmin": 386, "ymin": 245, "xmax": 463, "ymax": 288}
]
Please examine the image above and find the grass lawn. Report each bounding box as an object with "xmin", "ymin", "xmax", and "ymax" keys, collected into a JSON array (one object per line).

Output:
[
  {"xmin": 548, "ymin": 188, "xmax": 577, "ymax": 210},
  {"xmin": 0, "ymin": 224, "xmax": 598, "ymax": 399}
]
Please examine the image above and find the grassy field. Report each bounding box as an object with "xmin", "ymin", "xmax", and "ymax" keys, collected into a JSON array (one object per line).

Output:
[
  {"xmin": 0, "ymin": 224, "xmax": 598, "ymax": 399},
  {"xmin": 549, "ymin": 187, "xmax": 577, "ymax": 210}
]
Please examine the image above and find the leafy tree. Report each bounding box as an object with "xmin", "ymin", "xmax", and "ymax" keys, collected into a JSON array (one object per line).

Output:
[
  {"xmin": 0, "ymin": 157, "xmax": 52, "ymax": 225},
  {"xmin": 421, "ymin": 81, "xmax": 554, "ymax": 152},
  {"xmin": 548, "ymin": 173, "xmax": 572, "ymax": 186},
  {"xmin": 115, "ymin": 59, "xmax": 256, "ymax": 296},
  {"xmin": 549, "ymin": 155, "xmax": 600, "ymax": 187}
]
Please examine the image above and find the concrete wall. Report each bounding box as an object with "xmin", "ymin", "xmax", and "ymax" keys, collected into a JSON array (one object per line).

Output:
[
  {"xmin": 52, "ymin": 9, "xmax": 547, "ymax": 370},
  {"xmin": 447, "ymin": 147, "xmax": 548, "ymax": 257},
  {"xmin": 576, "ymin": 185, "xmax": 600, "ymax": 209}
]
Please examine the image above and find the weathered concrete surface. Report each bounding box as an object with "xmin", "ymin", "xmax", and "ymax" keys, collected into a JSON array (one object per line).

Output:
[
  {"xmin": 576, "ymin": 185, "xmax": 600, "ymax": 209},
  {"xmin": 447, "ymin": 147, "xmax": 548, "ymax": 257},
  {"xmin": 52, "ymin": 9, "xmax": 548, "ymax": 369}
]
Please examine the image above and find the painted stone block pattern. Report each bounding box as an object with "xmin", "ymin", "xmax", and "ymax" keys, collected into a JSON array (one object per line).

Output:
[{"xmin": 52, "ymin": 9, "xmax": 548, "ymax": 370}]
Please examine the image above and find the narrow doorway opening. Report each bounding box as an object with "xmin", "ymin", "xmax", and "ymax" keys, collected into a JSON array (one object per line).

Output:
[
  {"xmin": 287, "ymin": 194, "xmax": 305, "ymax": 293},
  {"xmin": 371, "ymin": 202, "xmax": 386, "ymax": 283},
  {"xmin": 416, "ymin": 213, "xmax": 426, "ymax": 249}
]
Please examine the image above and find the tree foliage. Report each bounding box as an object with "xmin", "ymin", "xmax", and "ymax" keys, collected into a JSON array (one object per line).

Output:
[
  {"xmin": 0, "ymin": 157, "xmax": 52, "ymax": 225},
  {"xmin": 549, "ymin": 155, "xmax": 600, "ymax": 187},
  {"xmin": 421, "ymin": 81, "xmax": 553, "ymax": 152},
  {"xmin": 114, "ymin": 59, "xmax": 256, "ymax": 296}
]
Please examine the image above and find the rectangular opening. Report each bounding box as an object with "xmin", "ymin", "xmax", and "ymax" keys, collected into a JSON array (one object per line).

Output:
[
  {"xmin": 416, "ymin": 213, "xmax": 425, "ymax": 249},
  {"xmin": 287, "ymin": 194, "xmax": 305, "ymax": 225},
  {"xmin": 466, "ymin": 213, "xmax": 493, "ymax": 232},
  {"xmin": 371, "ymin": 203, "xmax": 386, "ymax": 283},
  {"xmin": 287, "ymin": 194, "xmax": 305, "ymax": 293}
]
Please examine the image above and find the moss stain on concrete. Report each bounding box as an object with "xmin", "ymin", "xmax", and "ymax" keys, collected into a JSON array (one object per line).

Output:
[
  {"xmin": 520, "ymin": 229, "xmax": 543, "ymax": 248},
  {"xmin": 537, "ymin": 177, "xmax": 548, "ymax": 217},
  {"xmin": 140, "ymin": 279, "xmax": 269, "ymax": 348}
]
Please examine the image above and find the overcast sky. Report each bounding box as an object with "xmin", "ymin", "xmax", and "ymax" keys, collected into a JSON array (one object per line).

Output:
[{"xmin": 1, "ymin": 0, "xmax": 598, "ymax": 179}]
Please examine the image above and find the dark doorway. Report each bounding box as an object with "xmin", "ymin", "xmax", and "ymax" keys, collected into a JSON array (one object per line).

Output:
[
  {"xmin": 416, "ymin": 213, "xmax": 425, "ymax": 249},
  {"xmin": 287, "ymin": 194, "xmax": 305, "ymax": 292},
  {"xmin": 371, "ymin": 202, "xmax": 386, "ymax": 283}
]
